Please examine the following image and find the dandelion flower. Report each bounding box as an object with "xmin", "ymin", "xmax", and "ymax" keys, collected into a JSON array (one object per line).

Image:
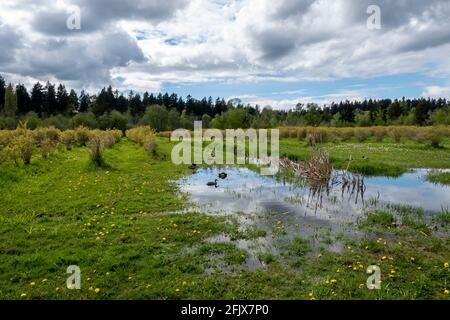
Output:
[
  {"xmin": 410, "ymin": 257, "xmax": 415, "ymax": 262},
  {"xmin": 20, "ymin": 293, "xmax": 27, "ymax": 298},
  {"xmin": 359, "ymin": 284, "xmax": 365, "ymax": 289},
  {"xmin": 444, "ymin": 262, "xmax": 449, "ymax": 269},
  {"xmin": 42, "ymin": 279, "xmax": 47, "ymax": 283},
  {"xmin": 330, "ymin": 279, "xmax": 337, "ymax": 284},
  {"xmin": 175, "ymin": 288, "xmax": 180, "ymax": 292},
  {"xmin": 94, "ymin": 288, "xmax": 101, "ymax": 294},
  {"xmin": 30, "ymin": 282, "xmax": 36, "ymax": 287},
  {"xmin": 162, "ymin": 237, "xmax": 167, "ymax": 241},
  {"xmin": 444, "ymin": 289, "xmax": 449, "ymax": 295}
]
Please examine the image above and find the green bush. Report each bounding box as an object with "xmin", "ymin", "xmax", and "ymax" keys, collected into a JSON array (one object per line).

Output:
[{"xmin": 69, "ymin": 112, "xmax": 98, "ymax": 129}]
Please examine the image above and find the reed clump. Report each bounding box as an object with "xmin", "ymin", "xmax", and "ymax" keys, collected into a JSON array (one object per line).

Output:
[{"xmin": 126, "ymin": 127, "xmax": 158, "ymax": 155}]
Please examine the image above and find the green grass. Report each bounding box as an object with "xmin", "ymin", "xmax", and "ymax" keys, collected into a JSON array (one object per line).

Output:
[
  {"xmin": 427, "ymin": 171, "xmax": 450, "ymax": 186},
  {"xmin": 280, "ymin": 138, "xmax": 450, "ymax": 176},
  {"xmin": 0, "ymin": 137, "xmax": 449, "ymax": 300},
  {"xmin": 359, "ymin": 211, "xmax": 397, "ymax": 229}
]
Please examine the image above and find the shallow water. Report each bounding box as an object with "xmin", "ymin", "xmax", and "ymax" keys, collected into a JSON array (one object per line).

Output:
[
  {"xmin": 177, "ymin": 167, "xmax": 450, "ymax": 222},
  {"xmin": 176, "ymin": 167, "xmax": 450, "ymax": 268}
]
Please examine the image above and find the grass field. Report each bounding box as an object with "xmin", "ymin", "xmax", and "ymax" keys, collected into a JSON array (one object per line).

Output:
[{"xmin": 0, "ymin": 136, "xmax": 449, "ymax": 300}]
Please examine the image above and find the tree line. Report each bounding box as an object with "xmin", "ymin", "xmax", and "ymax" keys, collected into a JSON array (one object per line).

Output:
[{"xmin": 1, "ymin": 75, "xmax": 449, "ymax": 131}]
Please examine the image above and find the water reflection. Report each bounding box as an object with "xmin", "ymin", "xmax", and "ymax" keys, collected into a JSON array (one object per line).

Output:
[
  {"xmin": 177, "ymin": 167, "xmax": 450, "ymax": 224},
  {"xmin": 176, "ymin": 167, "xmax": 450, "ymax": 268}
]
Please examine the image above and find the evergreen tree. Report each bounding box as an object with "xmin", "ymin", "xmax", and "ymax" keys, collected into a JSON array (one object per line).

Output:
[
  {"xmin": 44, "ymin": 82, "xmax": 57, "ymax": 115},
  {"xmin": 67, "ymin": 89, "xmax": 78, "ymax": 114},
  {"xmin": 79, "ymin": 90, "xmax": 89, "ymax": 112},
  {"xmin": 415, "ymin": 100, "xmax": 429, "ymax": 125},
  {"xmin": 31, "ymin": 82, "xmax": 45, "ymax": 115},
  {"xmin": 4, "ymin": 83, "xmax": 18, "ymax": 117},
  {"xmin": 16, "ymin": 84, "xmax": 31, "ymax": 114},
  {"xmin": 129, "ymin": 94, "xmax": 144, "ymax": 116},
  {"xmin": 0, "ymin": 75, "xmax": 5, "ymax": 113},
  {"xmin": 56, "ymin": 84, "xmax": 69, "ymax": 114}
]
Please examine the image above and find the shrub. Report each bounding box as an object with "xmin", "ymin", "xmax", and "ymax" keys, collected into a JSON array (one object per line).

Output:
[
  {"xmin": 296, "ymin": 128, "xmax": 307, "ymax": 140},
  {"xmin": 69, "ymin": 112, "xmax": 98, "ymax": 129},
  {"xmin": 22, "ymin": 112, "xmax": 41, "ymax": 130},
  {"xmin": 339, "ymin": 128, "xmax": 354, "ymax": 141},
  {"xmin": 354, "ymin": 128, "xmax": 371, "ymax": 142},
  {"xmin": 388, "ymin": 128, "xmax": 402, "ymax": 143},
  {"xmin": 43, "ymin": 114, "xmax": 69, "ymax": 130},
  {"xmin": 374, "ymin": 128, "xmax": 384, "ymax": 142},
  {"xmin": 87, "ymin": 135, "xmax": 104, "ymax": 166},
  {"xmin": 40, "ymin": 139, "xmax": 56, "ymax": 158},
  {"xmin": 12, "ymin": 133, "xmax": 35, "ymax": 165},
  {"xmin": 60, "ymin": 130, "xmax": 77, "ymax": 150},
  {"xmin": 426, "ymin": 128, "xmax": 444, "ymax": 148},
  {"xmin": 74, "ymin": 127, "xmax": 90, "ymax": 146},
  {"xmin": 144, "ymin": 139, "xmax": 158, "ymax": 156},
  {"xmin": 127, "ymin": 126, "xmax": 158, "ymax": 155}
]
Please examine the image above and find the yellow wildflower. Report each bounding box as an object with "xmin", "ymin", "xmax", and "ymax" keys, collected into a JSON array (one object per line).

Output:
[{"xmin": 94, "ymin": 288, "xmax": 101, "ymax": 294}]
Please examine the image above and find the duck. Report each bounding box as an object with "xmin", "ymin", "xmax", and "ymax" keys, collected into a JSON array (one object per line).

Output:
[
  {"xmin": 188, "ymin": 163, "xmax": 198, "ymax": 170},
  {"xmin": 218, "ymin": 172, "xmax": 228, "ymax": 179},
  {"xmin": 207, "ymin": 179, "xmax": 218, "ymax": 187}
]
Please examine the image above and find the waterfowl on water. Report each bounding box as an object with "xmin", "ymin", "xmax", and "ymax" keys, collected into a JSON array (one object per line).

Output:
[
  {"xmin": 207, "ymin": 179, "xmax": 218, "ymax": 187},
  {"xmin": 218, "ymin": 172, "xmax": 227, "ymax": 179}
]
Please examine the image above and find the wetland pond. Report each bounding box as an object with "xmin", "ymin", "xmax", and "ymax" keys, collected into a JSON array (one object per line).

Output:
[{"xmin": 175, "ymin": 167, "xmax": 450, "ymax": 269}]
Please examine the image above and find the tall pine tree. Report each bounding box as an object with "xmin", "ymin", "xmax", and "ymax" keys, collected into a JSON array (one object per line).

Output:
[
  {"xmin": 56, "ymin": 84, "xmax": 69, "ymax": 114},
  {"xmin": 0, "ymin": 75, "xmax": 5, "ymax": 113},
  {"xmin": 4, "ymin": 83, "xmax": 18, "ymax": 117},
  {"xmin": 16, "ymin": 84, "xmax": 31, "ymax": 114}
]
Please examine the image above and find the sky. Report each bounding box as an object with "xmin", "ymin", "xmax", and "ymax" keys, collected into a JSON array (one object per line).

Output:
[{"xmin": 1, "ymin": 0, "xmax": 450, "ymax": 110}]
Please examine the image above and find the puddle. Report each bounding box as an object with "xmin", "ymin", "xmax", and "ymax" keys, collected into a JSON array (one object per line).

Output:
[
  {"xmin": 177, "ymin": 167, "xmax": 450, "ymax": 219},
  {"xmin": 176, "ymin": 167, "xmax": 450, "ymax": 269}
]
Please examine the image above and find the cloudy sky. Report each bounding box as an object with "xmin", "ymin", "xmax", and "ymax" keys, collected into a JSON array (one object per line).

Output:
[{"xmin": 1, "ymin": 0, "xmax": 450, "ymax": 109}]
